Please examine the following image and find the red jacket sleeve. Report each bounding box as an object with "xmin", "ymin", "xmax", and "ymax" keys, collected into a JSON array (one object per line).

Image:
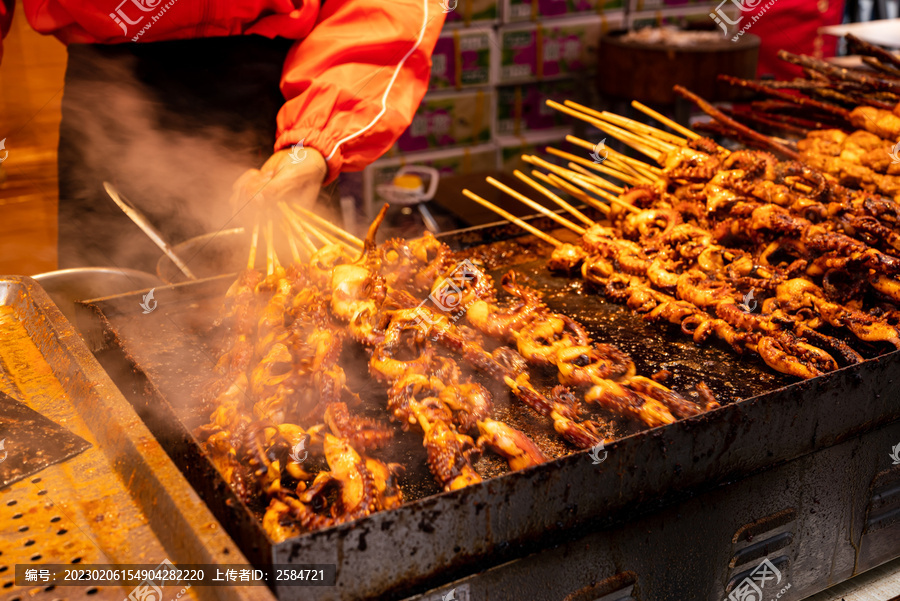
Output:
[
  {"xmin": 0, "ymin": 0, "xmax": 14, "ymax": 65},
  {"xmin": 275, "ymin": 0, "xmax": 445, "ymax": 184}
]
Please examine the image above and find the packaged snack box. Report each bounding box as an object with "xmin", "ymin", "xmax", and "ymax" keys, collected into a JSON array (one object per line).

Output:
[
  {"xmin": 443, "ymin": 0, "xmax": 500, "ymax": 27},
  {"xmin": 502, "ymin": 0, "xmax": 624, "ymax": 23},
  {"xmin": 495, "ymin": 78, "xmax": 598, "ymax": 135},
  {"xmin": 394, "ymin": 90, "xmax": 494, "ymax": 153},
  {"xmin": 499, "ymin": 14, "xmax": 623, "ymax": 83},
  {"xmin": 430, "ymin": 27, "xmax": 498, "ymax": 90}
]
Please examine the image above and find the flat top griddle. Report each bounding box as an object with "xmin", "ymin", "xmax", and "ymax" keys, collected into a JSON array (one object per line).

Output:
[
  {"xmin": 85, "ymin": 217, "xmax": 900, "ymax": 601},
  {"xmin": 92, "ymin": 226, "xmax": 791, "ymax": 503}
]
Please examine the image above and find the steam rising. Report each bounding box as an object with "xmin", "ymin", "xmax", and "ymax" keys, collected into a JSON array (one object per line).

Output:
[{"xmin": 60, "ymin": 51, "xmax": 266, "ymax": 270}]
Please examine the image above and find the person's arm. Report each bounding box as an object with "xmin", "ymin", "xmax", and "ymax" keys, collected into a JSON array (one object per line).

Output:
[
  {"xmin": 276, "ymin": 0, "xmax": 445, "ymax": 184},
  {"xmin": 230, "ymin": 0, "xmax": 443, "ymax": 215},
  {"xmin": 0, "ymin": 0, "xmax": 14, "ymax": 65}
]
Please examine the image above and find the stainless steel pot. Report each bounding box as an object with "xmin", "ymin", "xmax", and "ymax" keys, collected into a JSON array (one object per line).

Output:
[{"xmin": 32, "ymin": 267, "xmax": 161, "ymax": 343}]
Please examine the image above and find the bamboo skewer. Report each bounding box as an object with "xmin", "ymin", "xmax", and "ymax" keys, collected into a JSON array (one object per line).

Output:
[
  {"xmin": 302, "ymin": 220, "xmax": 342, "ymax": 247},
  {"xmin": 600, "ymin": 111, "xmax": 689, "ymax": 147},
  {"xmin": 284, "ymin": 222, "xmax": 302, "ymax": 263},
  {"xmin": 513, "ymin": 170, "xmax": 595, "ymax": 226},
  {"xmin": 545, "ymin": 100, "xmax": 665, "ymax": 162},
  {"xmin": 522, "ymin": 156, "xmax": 635, "ymax": 213},
  {"xmin": 485, "ymin": 176, "xmax": 586, "ymax": 235},
  {"xmin": 265, "ymin": 219, "xmax": 278, "ymax": 275},
  {"xmin": 546, "ymin": 173, "xmax": 611, "ymax": 216},
  {"xmin": 531, "ymin": 170, "xmax": 610, "ymax": 216},
  {"xmin": 563, "ymin": 106, "xmax": 679, "ymax": 155},
  {"xmin": 293, "ymin": 206, "xmax": 364, "ymax": 249},
  {"xmin": 278, "ymin": 202, "xmax": 318, "ymax": 255},
  {"xmin": 462, "ymin": 189, "xmax": 563, "ymax": 247},
  {"xmin": 565, "ymin": 135, "xmax": 664, "ymax": 181},
  {"xmin": 631, "ymin": 100, "xmax": 701, "ymax": 141},
  {"xmin": 522, "ymin": 155, "xmax": 624, "ymax": 195},
  {"xmin": 247, "ymin": 222, "xmax": 260, "ymax": 271},
  {"xmin": 566, "ymin": 162, "xmax": 641, "ymax": 194},
  {"xmin": 561, "ymin": 99, "xmax": 688, "ymax": 147},
  {"xmin": 673, "ymin": 85, "xmax": 800, "ymax": 160},
  {"xmin": 544, "ymin": 146, "xmax": 643, "ymax": 186},
  {"xmin": 588, "ymin": 120, "xmax": 670, "ymax": 159},
  {"xmin": 293, "ymin": 221, "xmax": 320, "ymax": 253},
  {"xmin": 564, "ymin": 172, "xmax": 641, "ymax": 214},
  {"xmin": 601, "ymin": 153, "xmax": 655, "ymax": 184}
]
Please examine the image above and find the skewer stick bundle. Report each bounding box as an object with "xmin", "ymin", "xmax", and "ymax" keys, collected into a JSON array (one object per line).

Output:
[
  {"xmin": 513, "ymin": 170, "xmax": 595, "ymax": 226},
  {"xmin": 265, "ymin": 219, "xmax": 278, "ymax": 275},
  {"xmin": 462, "ymin": 189, "xmax": 563, "ymax": 247},
  {"xmin": 523, "ymin": 155, "xmax": 625, "ymax": 194},
  {"xmin": 562, "ymin": 99, "xmax": 688, "ymax": 147},
  {"xmin": 247, "ymin": 222, "xmax": 260, "ymax": 270},
  {"xmin": 293, "ymin": 206, "xmax": 364, "ymax": 249},
  {"xmin": 485, "ymin": 176, "xmax": 587, "ymax": 235},
  {"xmin": 545, "ymin": 100, "xmax": 665, "ymax": 162},
  {"xmin": 302, "ymin": 220, "xmax": 343, "ymax": 247},
  {"xmin": 564, "ymin": 172, "xmax": 641, "ymax": 214},
  {"xmin": 566, "ymin": 135, "xmax": 663, "ymax": 179},
  {"xmin": 530, "ymin": 170, "xmax": 610, "ymax": 216},
  {"xmin": 544, "ymin": 146, "xmax": 643, "ymax": 186},
  {"xmin": 630, "ymin": 100, "xmax": 701, "ymax": 141},
  {"xmin": 278, "ymin": 202, "xmax": 318, "ymax": 254}
]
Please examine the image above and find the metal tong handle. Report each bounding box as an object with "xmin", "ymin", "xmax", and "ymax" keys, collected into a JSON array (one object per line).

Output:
[{"xmin": 102, "ymin": 182, "xmax": 197, "ymax": 280}]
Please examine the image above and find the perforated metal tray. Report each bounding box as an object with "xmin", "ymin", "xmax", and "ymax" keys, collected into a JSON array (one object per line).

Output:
[{"xmin": 0, "ymin": 276, "xmax": 274, "ymax": 601}]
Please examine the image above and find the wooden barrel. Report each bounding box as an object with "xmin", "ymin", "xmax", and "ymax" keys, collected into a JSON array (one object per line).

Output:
[{"xmin": 598, "ymin": 31, "xmax": 760, "ymax": 104}]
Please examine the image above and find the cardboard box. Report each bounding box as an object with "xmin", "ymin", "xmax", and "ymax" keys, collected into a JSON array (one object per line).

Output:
[
  {"xmin": 495, "ymin": 78, "xmax": 596, "ymax": 135},
  {"xmin": 364, "ymin": 143, "xmax": 499, "ymax": 210},
  {"xmin": 498, "ymin": 15, "xmax": 623, "ymax": 83},
  {"xmin": 393, "ymin": 90, "xmax": 494, "ymax": 154},
  {"xmin": 442, "ymin": 0, "xmax": 500, "ymax": 27},
  {"xmin": 429, "ymin": 27, "xmax": 497, "ymax": 90},
  {"xmin": 502, "ymin": 0, "xmax": 624, "ymax": 23}
]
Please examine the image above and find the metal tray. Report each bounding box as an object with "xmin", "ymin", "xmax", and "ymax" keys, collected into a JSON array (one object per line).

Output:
[
  {"xmin": 83, "ymin": 218, "xmax": 900, "ymax": 601},
  {"xmin": 0, "ymin": 276, "xmax": 273, "ymax": 601}
]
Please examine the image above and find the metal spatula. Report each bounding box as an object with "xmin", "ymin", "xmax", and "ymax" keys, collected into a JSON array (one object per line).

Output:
[
  {"xmin": 0, "ymin": 391, "xmax": 92, "ymax": 488},
  {"xmin": 103, "ymin": 181, "xmax": 197, "ymax": 280}
]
